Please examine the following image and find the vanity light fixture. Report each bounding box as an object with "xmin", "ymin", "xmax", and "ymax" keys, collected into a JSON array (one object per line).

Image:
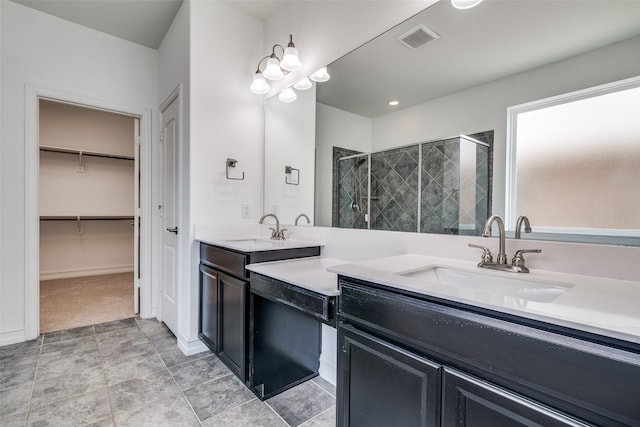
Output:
[
  {"xmin": 278, "ymin": 87, "xmax": 297, "ymax": 103},
  {"xmin": 250, "ymin": 34, "xmax": 302, "ymax": 94},
  {"xmin": 293, "ymin": 77, "xmax": 313, "ymax": 91},
  {"xmin": 309, "ymin": 66, "xmax": 331, "ymax": 82},
  {"xmin": 250, "ymin": 72, "xmax": 270, "ymax": 95},
  {"xmin": 451, "ymin": 0, "xmax": 484, "ymax": 9}
]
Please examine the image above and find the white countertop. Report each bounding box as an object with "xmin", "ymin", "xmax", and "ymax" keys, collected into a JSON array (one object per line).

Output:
[
  {"xmin": 197, "ymin": 236, "xmax": 324, "ymax": 252},
  {"xmin": 328, "ymin": 254, "xmax": 640, "ymax": 345},
  {"xmin": 247, "ymin": 257, "xmax": 346, "ymax": 296}
]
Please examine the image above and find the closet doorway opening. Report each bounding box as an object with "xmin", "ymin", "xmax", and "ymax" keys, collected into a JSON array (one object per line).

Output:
[{"xmin": 38, "ymin": 99, "xmax": 142, "ymax": 333}]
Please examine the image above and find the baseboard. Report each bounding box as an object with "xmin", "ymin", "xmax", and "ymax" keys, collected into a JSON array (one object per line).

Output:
[
  {"xmin": 177, "ymin": 334, "xmax": 208, "ymax": 356},
  {"xmin": 0, "ymin": 327, "xmax": 27, "ymax": 347},
  {"xmin": 40, "ymin": 265, "xmax": 134, "ymax": 281},
  {"xmin": 319, "ymin": 353, "xmax": 337, "ymax": 386},
  {"xmin": 319, "ymin": 324, "xmax": 337, "ymax": 386}
]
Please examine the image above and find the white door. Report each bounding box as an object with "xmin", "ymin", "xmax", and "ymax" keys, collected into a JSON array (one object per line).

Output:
[{"xmin": 160, "ymin": 96, "xmax": 180, "ymax": 334}]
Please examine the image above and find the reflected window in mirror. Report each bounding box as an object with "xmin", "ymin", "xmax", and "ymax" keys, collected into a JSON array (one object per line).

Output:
[{"xmin": 507, "ymin": 76, "xmax": 640, "ymax": 244}]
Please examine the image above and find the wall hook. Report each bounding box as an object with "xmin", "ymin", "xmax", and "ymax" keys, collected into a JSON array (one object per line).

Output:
[
  {"xmin": 285, "ymin": 165, "xmax": 299, "ymax": 185},
  {"xmin": 226, "ymin": 158, "xmax": 245, "ymax": 180}
]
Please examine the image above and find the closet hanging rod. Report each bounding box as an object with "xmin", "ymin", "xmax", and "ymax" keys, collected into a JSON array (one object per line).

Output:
[
  {"xmin": 40, "ymin": 215, "xmax": 134, "ymax": 221},
  {"xmin": 40, "ymin": 145, "xmax": 134, "ymax": 161}
]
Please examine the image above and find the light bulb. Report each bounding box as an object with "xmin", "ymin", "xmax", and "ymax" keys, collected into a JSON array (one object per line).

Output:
[
  {"xmin": 263, "ymin": 57, "xmax": 284, "ymax": 80},
  {"xmin": 250, "ymin": 72, "xmax": 270, "ymax": 94},
  {"xmin": 281, "ymin": 46, "xmax": 302, "ymax": 72},
  {"xmin": 278, "ymin": 87, "xmax": 297, "ymax": 103},
  {"xmin": 451, "ymin": 0, "xmax": 483, "ymax": 10},
  {"xmin": 309, "ymin": 66, "xmax": 330, "ymax": 82},
  {"xmin": 293, "ymin": 77, "xmax": 312, "ymax": 91}
]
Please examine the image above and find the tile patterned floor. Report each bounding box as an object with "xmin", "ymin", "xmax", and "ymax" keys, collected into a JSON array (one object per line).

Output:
[{"xmin": 0, "ymin": 318, "xmax": 336, "ymax": 427}]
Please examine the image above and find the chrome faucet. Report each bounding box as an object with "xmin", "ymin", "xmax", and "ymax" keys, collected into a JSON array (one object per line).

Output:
[
  {"xmin": 515, "ymin": 215, "xmax": 532, "ymax": 239},
  {"xmin": 295, "ymin": 213, "xmax": 310, "ymax": 226},
  {"xmin": 482, "ymin": 215, "xmax": 507, "ymax": 264},
  {"xmin": 469, "ymin": 215, "xmax": 542, "ymax": 273},
  {"xmin": 259, "ymin": 213, "xmax": 286, "ymax": 240}
]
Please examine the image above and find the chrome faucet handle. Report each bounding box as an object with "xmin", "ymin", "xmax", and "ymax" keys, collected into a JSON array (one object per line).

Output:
[
  {"xmin": 277, "ymin": 229, "xmax": 288, "ymax": 240},
  {"xmin": 468, "ymin": 243, "xmax": 493, "ymax": 264},
  {"xmin": 512, "ymin": 249, "xmax": 542, "ymax": 267},
  {"xmin": 269, "ymin": 227, "xmax": 278, "ymax": 239}
]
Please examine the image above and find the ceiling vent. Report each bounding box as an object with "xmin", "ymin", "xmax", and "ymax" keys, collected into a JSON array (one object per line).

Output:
[{"xmin": 397, "ymin": 24, "xmax": 440, "ymax": 50}]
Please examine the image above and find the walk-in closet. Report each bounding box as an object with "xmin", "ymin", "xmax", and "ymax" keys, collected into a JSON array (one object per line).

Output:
[{"xmin": 39, "ymin": 100, "xmax": 138, "ymax": 333}]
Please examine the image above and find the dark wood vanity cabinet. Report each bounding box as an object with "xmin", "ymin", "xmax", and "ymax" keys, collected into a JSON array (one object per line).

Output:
[
  {"xmin": 337, "ymin": 277, "xmax": 640, "ymax": 427},
  {"xmin": 198, "ymin": 242, "xmax": 320, "ymax": 383},
  {"xmin": 198, "ymin": 253, "xmax": 248, "ymax": 379},
  {"xmin": 249, "ymin": 273, "xmax": 337, "ymax": 400},
  {"xmin": 339, "ymin": 323, "xmax": 442, "ymax": 427}
]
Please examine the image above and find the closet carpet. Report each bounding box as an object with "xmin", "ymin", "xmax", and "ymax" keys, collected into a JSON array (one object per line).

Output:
[{"xmin": 40, "ymin": 272, "xmax": 134, "ymax": 333}]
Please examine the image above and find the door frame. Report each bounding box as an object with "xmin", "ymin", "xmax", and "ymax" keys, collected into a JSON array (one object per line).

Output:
[
  {"xmin": 24, "ymin": 85, "xmax": 154, "ymax": 339},
  {"xmin": 158, "ymin": 84, "xmax": 183, "ymax": 332}
]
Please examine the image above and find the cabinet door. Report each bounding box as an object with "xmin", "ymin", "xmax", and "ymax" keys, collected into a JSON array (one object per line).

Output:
[
  {"xmin": 218, "ymin": 272, "xmax": 248, "ymax": 381},
  {"xmin": 442, "ymin": 368, "xmax": 588, "ymax": 427},
  {"xmin": 199, "ymin": 264, "xmax": 218, "ymax": 352},
  {"xmin": 338, "ymin": 324, "xmax": 441, "ymax": 427}
]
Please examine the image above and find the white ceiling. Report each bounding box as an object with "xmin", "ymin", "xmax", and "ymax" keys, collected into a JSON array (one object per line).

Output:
[
  {"xmin": 10, "ymin": 0, "xmax": 184, "ymax": 49},
  {"xmin": 220, "ymin": 1, "xmax": 287, "ymax": 21},
  {"xmin": 10, "ymin": 0, "xmax": 287, "ymax": 49}
]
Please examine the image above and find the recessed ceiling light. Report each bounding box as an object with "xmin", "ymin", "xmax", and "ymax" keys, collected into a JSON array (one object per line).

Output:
[
  {"xmin": 388, "ymin": 100, "xmax": 400, "ymax": 106},
  {"xmin": 451, "ymin": 0, "xmax": 484, "ymax": 10}
]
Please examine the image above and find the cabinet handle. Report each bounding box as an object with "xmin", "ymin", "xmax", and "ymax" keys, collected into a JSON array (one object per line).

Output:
[{"xmin": 166, "ymin": 227, "xmax": 178, "ymax": 234}]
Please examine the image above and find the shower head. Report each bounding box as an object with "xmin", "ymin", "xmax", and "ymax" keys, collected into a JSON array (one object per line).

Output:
[{"xmin": 356, "ymin": 158, "xmax": 367, "ymax": 166}]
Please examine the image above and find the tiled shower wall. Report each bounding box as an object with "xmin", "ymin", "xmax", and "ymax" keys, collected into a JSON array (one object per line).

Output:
[{"xmin": 334, "ymin": 131, "xmax": 493, "ymax": 234}]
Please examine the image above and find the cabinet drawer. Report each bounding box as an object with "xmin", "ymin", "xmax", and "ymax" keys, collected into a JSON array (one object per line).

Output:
[
  {"xmin": 251, "ymin": 273, "xmax": 335, "ymax": 325},
  {"xmin": 200, "ymin": 244, "xmax": 248, "ymax": 278},
  {"xmin": 339, "ymin": 278, "xmax": 640, "ymax": 427}
]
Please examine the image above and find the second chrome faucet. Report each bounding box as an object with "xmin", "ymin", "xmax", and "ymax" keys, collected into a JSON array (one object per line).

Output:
[
  {"xmin": 259, "ymin": 213, "xmax": 287, "ymax": 240},
  {"xmin": 469, "ymin": 215, "xmax": 541, "ymax": 273}
]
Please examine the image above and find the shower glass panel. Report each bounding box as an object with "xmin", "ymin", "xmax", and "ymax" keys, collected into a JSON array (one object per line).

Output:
[
  {"xmin": 370, "ymin": 145, "xmax": 420, "ymax": 232},
  {"xmin": 337, "ymin": 154, "xmax": 369, "ymax": 229},
  {"xmin": 421, "ymin": 134, "xmax": 491, "ymax": 235}
]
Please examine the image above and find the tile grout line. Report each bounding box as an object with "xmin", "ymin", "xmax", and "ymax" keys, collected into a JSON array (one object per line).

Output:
[
  {"xmin": 263, "ymin": 400, "xmax": 293, "ymax": 427},
  {"xmin": 298, "ymin": 405, "xmax": 336, "ymax": 427},
  {"xmin": 146, "ymin": 326, "xmax": 206, "ymax": 427},
  {"xmin": 21, "ymin": 334, "xmax": 45, "ymax": 427},
  {"xmin": 95, "ymin": 325, "xmax": 118, "ymax": 426}
]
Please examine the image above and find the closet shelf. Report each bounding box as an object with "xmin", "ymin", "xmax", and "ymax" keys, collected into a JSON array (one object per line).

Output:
[
  {"xmin": 40, "ymin": 145, "xmax": 134, "ymax": 161},
  {"xmin": 40, "ymin": 216, "xmax": 134, "ymax": 221}
]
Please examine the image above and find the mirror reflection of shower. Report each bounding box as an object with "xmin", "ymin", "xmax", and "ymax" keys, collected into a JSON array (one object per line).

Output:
[
  {"xmin": 336, "ymin": 153, "xmax": 369, "ymax": 229},
  {"xmin": 351, "ymin": 157, "xmax": 367, "ymax": 214},
  {"xmin": 334, "ymin": 131, "xmax": 493, "ymax": 233}
]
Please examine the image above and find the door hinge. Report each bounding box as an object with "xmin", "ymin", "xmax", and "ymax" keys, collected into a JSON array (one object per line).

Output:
[{"xmin": 159, "ymin": 128, "xmax": 164, "ymax": 143}]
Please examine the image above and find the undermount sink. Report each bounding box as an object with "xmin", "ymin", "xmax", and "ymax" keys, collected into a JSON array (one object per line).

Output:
[{"xmin": 397, "ymin": 266, "xmax": 573, "ymax": 303}]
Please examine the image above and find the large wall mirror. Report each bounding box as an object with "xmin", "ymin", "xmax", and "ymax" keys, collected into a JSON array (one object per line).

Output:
[{"xmin": 264, "ymin": 0, "xmax": 640, "ymax": 244}]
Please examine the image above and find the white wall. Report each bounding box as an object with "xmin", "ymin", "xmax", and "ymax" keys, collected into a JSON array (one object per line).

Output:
[
  {"xmin": 370, "ymin": 35, "xmax": 640, "ymax": 218},
  {"xmin": 157, "ymin": 0, "xmax": 191, "ymax": 343},
  {"xmin": 315, "ymin": 103, "xmax": 372, "ymax": 226},
  {"xmin": 0, "ymin": 1, "xmax": 158, "ymax": 345},
  {"xmin": 264, "ymin": 86, "xmax": 316, "ymax": 225},
  {"xmin": 181, "ymin": 0, "xmax": 265, "ymax": 352}
]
